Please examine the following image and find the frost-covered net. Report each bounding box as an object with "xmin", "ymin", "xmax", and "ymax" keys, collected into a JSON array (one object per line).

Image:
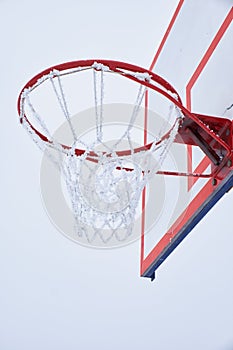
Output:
[{"xmin": 19, "ymin": 61, "xmax": 183, "ymax": 243}]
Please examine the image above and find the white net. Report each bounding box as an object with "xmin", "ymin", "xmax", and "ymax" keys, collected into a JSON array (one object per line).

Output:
[{"xmin": 19, "ymin": 61, "xmax": 183, "ymax": 243}]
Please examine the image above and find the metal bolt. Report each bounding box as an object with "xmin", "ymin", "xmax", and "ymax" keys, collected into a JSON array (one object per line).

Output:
[
  {"xmin": 212, "ymin": 178, "xmax": 217, "ymax": 186},
  {"xmin": 227, "ymin": 159, "xmax": 232, "ymax": 167}
]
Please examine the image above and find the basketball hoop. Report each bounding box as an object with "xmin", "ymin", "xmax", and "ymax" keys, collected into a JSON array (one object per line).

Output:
[{"xmin": 17, "ymin": 59, "xmax": 232, "ymax": 244}]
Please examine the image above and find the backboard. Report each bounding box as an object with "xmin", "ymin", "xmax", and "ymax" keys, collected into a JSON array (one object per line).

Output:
[{"xmin": 140, "ymin": 0, "xmax": 233, "ymax": 279}]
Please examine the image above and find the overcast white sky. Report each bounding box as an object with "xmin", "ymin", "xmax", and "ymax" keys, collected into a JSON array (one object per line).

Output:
[{"xmin": 1, "ymin": 0, "xmax": 233, "ymax": 349}]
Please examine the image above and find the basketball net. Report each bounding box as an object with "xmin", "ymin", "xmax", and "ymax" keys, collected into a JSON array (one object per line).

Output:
[{"xmin": 19, "ymin": 61, "xmax": 183, "ymax": 243}]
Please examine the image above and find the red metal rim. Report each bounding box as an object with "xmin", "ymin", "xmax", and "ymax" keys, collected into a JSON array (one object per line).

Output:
[
  {"xmin": 17, "ymin": 59, "xmax": 184, "ymax": 154},
  {"xmin": 17, "ymin": 59, "xmax": 231, "ymax": 164}
]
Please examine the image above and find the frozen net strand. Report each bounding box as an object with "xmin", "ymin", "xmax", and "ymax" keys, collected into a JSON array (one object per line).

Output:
[
  {"xmin": 93, "ymin": 68, "xmax": 104, "ymax": 143},
  {"xmin": 20, "ymin": 89, "xmax": 67, "ymax": 171},
  {"xmin": 49, "ymin": 70, "xmax": 77, "ymax": 142}
]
